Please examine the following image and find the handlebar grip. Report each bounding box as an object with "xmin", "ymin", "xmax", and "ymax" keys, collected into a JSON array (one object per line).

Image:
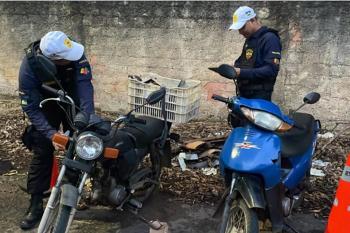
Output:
[
  {"xmin": 134, "ymin": 118, "xmax": 147, "ymax": 124},
  {"xmin": 212, "ymin": 94, "xmax": 230, "ymax": 104},
  {"xmin": 41, "ymin": 84, "xmax": 60, "ymax": 96}
]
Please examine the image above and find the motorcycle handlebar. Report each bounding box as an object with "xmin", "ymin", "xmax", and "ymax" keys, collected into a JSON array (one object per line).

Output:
[
  {"xmin": 212, "ymin": 94, "xmax": 230, "ymax": 104},
  {"xmin": 40, "ymin": 84, "xmax": 76, "ymax": 117},
  {"xmin": 41, "ymin": 84, "xmax": 65, "ymax": 96},
  {"xmin": 41, "ymin": 84, "xmax": 60, "ymax": 96}
]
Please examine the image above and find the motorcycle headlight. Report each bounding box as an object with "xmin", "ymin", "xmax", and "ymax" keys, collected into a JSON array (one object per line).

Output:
[
  {"xmin": 75, "ymin": 132, "xmax": 103, "ymax": 160},
  {"xmin": 241, "ymin": 107, "xmax": 292, "ymax": 132}
]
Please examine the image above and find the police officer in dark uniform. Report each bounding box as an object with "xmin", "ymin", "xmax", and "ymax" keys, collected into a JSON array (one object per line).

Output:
[
  {"xmin": 229, "ymin": 6, "xmax": 282, "ymax": 101},
  {"xmin": 18, "ymin": 31, "xmax": 95, "ymax": 230}
]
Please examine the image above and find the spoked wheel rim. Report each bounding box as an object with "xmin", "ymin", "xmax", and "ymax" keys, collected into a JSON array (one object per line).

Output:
[{"xmin": 225, "ymin": 205, "xmax": 246, "ymax": 233}]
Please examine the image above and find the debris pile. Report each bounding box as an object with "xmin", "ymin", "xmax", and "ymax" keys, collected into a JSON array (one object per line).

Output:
[{"xmin": 298, "ymin": 132, "xmax": 350, "ymax": 219}]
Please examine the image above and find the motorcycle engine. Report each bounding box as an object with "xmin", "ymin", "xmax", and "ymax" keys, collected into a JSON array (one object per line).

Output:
[{"xmin": 108, "ymin": 185, "xmax": 128, "ymax": 206}]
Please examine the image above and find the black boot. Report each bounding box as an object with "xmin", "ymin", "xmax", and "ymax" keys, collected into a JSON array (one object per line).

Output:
[{"xmin": 20, "ymin": 194, "xmax": 44, "ymax": 230}]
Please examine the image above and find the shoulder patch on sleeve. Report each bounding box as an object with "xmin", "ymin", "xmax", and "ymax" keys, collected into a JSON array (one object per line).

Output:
[
  {"xmin": 273, "ymin": 58, "xmax": 280, "ymax": 65},
  {"xmin": 80, "ymin": 67, "xmax": 90, "ymax": 75}
]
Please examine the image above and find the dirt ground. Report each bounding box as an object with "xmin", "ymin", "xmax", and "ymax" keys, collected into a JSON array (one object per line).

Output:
[
  {"xmin": 0, "ymin": 94, "xmax": 347, "ymax": 232},
  {"xmin": 0, "ymin": 173, "xmax": 326, "ymax": 233}
]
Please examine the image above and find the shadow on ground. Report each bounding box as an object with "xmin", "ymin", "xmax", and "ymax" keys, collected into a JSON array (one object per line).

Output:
[{"xmin": 0, "ymin": 174, "xmax": 326, "ymax": 233}]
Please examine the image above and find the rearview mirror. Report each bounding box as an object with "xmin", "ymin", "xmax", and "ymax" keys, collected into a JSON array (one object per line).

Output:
[
  {"xmin": 36, "ymin": 54, "xmax": 57, "ymax": 82},
  {"xmin": 209, "ymin": 64, "xmax": 237, "ymax": 80},
  {"xmin": 303, "ymin": 92, "xmax": 321, "ymax": 104},
  {"xmin": 146, "ymin": 87, "xmax": 166, "ymax": 105}
]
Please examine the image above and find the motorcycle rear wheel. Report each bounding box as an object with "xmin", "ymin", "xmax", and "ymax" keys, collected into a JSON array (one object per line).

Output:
[
  {"xmin": 223, "ymin": 198, "xmax": 259, "ymax": 233},
  {"xmin": 132, "ymin": 149, "xmax": 161, "ymax": 202}
]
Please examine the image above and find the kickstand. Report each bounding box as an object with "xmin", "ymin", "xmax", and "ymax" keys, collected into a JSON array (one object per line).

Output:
[
  {"xmin": 124, "ymin": 203, "xmax": 163, "ymax": 230},
  {"xmin": 284, "ymin": 222, "xmax": 300, "ymax": 233}
]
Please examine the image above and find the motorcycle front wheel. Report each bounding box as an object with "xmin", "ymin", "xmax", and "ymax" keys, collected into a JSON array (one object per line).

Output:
[
  {"xmin": 222, "ymin": 198, "xmax": 259, "ymax": 233},
  {"xmin": 52, "ymin": 205, "xmax": 73, "ymax": 233},
  {"xmin": 38, "ymin": 187, "xmax": 75, "ymax": 233}
]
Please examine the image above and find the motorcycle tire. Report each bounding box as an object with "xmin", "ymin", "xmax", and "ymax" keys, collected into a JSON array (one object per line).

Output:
[
  {"xmin": 222, "ymin": 198, "xmax": 259, "ymax": 233},
  {"xmin": 52, "ymin": 205, "xmax": 72, "ymax": 233}
]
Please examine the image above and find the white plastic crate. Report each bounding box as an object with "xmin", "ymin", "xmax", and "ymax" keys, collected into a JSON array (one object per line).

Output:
[{"xmin": 128, "ymin": 73, "xmax": 201, "ymax": 123}]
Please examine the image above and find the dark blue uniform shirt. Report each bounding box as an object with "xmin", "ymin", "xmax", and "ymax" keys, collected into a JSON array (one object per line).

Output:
[
  {"xmin": 234, "ymin": 26, "xmax": 282, "ymax": 81},
  {"xmin": 19, "ymin": 54, "xmax": 95, "ymax": 139}
]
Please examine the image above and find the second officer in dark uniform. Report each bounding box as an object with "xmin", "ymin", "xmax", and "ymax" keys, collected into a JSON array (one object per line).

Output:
[{"xmin": 229, "ymin": 6, "xmax": 282, "ymax": 101}]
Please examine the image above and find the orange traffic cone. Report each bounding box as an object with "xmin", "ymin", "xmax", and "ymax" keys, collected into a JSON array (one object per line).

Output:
[
  {"xmin": 50, "ymin": 156, "xmax": 59, "ymax": 189},
  {"xmin": 325, "ymin": 153, "xmax": 350, "ymax": 233}
]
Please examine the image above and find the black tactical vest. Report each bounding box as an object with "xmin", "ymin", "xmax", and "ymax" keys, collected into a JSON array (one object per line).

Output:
[{"xmin": 235, "ymin": 28, "xmax": 279, "ymax": 100}]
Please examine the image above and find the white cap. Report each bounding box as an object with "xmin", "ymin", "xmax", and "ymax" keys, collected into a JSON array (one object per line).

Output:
[
  {"xmin": 40, "ymin": 31, "xmax": 84, "ymax": 61},
  {"xmin": 229, "ymin": 6, "xmax": 256, "ymax": 30}
]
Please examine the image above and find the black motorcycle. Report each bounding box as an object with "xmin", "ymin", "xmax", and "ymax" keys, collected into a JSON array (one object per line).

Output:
[{"xmin": 36, "ymin": 56, "xmax": 172, "ymax": 233}]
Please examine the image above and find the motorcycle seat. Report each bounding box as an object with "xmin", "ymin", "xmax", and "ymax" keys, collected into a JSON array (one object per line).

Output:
[
  {"xmin": 278, "ymin": 112, "xmax": 315, "ymax": 158},
  {"xmin": 120, "ymin": 116, "xmax": 165, "ymax": 148}
]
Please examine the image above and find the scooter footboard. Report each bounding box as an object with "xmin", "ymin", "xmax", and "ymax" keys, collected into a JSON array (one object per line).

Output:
[{"xmin": 235, "ymin": 175, "xmax": 266, "ymax": 209}]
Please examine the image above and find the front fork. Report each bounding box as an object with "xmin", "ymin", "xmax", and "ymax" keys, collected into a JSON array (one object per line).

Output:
[
  {"xmin": 219, "ymin": 175, "xmax": 237, "ymax": 233},
  {"xmin": 38, "ymin": 165, "xmax": 67, "ymax": 233},
  {"xmin": 38, "ymin": 164, "xmax": 89, "ymax": 233},
  {"xmin": 65, "ymin": 172, "xmax": 89, "ymax": 233}
]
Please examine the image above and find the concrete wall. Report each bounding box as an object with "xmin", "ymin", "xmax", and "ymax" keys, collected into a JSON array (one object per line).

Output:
[{"xmin": 0, "ymin": 1, "xmax": 349, "ymax": 127}]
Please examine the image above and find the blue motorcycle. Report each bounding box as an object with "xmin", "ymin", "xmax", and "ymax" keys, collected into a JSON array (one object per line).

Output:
[{"xmin": 210, "ymin": 65, "xmax": 321, "ymax": 233}]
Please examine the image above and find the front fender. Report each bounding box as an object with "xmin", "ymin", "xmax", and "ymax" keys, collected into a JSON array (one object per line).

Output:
[
  {"xmin": 235, "ymin": 176, "xmax": 265, "ymax": 209},
  {"xmin": 60, "ymin": 184, "xmax": 79, "ymax": 208}
]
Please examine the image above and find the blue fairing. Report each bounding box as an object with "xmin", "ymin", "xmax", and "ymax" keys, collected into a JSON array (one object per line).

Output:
[
  {"xmin": 232, "ymin": 97, "xmax": 293, "ymax": 125},
  {"xmin": 220, "ymin": 125, "xmax": 282, "ymax": 189}
]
